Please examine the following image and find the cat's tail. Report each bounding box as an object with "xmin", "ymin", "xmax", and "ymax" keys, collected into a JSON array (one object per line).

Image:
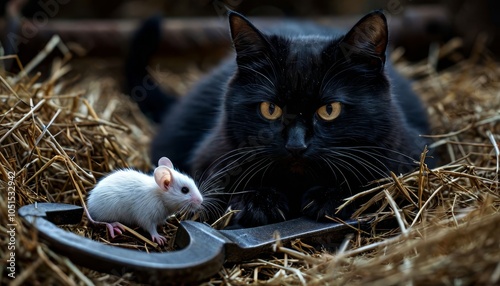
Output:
[{"xmin": 124, "ymin": 15, "xmax": 177, "ymax": 123}]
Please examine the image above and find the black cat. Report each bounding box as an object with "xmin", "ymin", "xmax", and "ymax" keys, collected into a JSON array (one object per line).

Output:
[{"xmin": 126, "ymin": 10, "xmax": 433, "ymax": 227}]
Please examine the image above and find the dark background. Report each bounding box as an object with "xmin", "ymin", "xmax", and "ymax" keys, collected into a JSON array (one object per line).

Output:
[
  {"xmin": 4, "ymin": 0, "xmax": 441, "ymax": 18},
  {"xmin": 1, "ymin": 0, "xmax": 499, "ymax": 75}
]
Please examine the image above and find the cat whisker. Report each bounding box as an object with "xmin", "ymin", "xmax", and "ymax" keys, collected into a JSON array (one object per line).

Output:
[
  {"xmin": 335, "ymin": 145, "xmax": 418, "ymax": 163},
  {"xmin": 238, "ymin": 65, "xmax": 276, "ymax": 88},
  {"xmin": 244, "ymin": 83, "xmax": 276, "ymax": 96},
  {"xmin": 355, "ymin": 152, "xmax": 411, "ymax": 174},
  {"xmin": 200, "ymin": 151, "xmax": 268, "ymax": 192},
  {"xmin": 204, "ymin": 146, "xmax": 265, "ymax": 167},
  {"xmin": 318, "ymin": 156, "xmax": 352, "ymax": 195},
  {"xmin": 263, "ymin": 54, "xmax": 279, "ymax": 86},
  {"xmin": 319, "ymin": 144, "xmax": 418, "ymax": 171},
  {"xmin": 319, "ymin": 58, "xmax": 354, "ymax": 93},
  {"xmin": 229, "ymin": 157, "xmax": 271, "ymax": 194},
  {"xmin": 323, "ymin": 153, "xmax": 371, "ymax": 184},
  {"xmin": 321, "ymin": 147, "xmax": 392, "ymax": 178},
  {"xmin": 316, "ymin": 155, "xmax": 339, "ymax": 182},
  {"xmin": 240, "ymin": 160, "xmax": 274, "ymax": 193},
  {"xmin": 228, "ymin": 190, "xmax": 255, "ymax": 195},
  {"xmin": 198, "ymin": 147, "xmax": 268, "ymax": 191},
  {"xmin": 199, "ymin": 146, "xmax": 266, "ymax": 180},
  {"xmin": 277, "ymin": 208, "xmax": 287, "ymax": 221},
  {"xmin": 221, "ymin": 157, "xmax": 273, "ymax": 207},
  {"xmin": 327, "ymin": 151, "xmax": 389, "ymax": 182},
  {"xmin": 259, "ymin": 159, "xmax": 274, "ymax": 182},
  {"xmin": 302, "ymin": 199, "xmax": 315, "ymax": 211}
]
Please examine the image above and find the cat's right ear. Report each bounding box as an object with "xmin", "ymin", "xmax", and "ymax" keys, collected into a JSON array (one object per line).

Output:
[
  {"xmin": 338, "ymin": 10, "xmax": 388, "ymax": 69},
  {"xmin": 228, "ymin": 11, "xmax": 269, "ymax": 59}
]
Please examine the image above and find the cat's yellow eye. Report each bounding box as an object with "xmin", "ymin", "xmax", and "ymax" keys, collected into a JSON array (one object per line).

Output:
[
  {"xmin": 260, "ymin": 101, "xmax": 282, "ymax": 120},
  {"xmin": 317, "ymin": 102, "xmax": 342, "ymax": 121}
]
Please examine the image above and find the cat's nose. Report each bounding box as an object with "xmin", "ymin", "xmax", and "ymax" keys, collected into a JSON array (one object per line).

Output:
[
  {"xmin": 285, "ymin": 121, "xmax": 308, "ymax": 156},
  {"xmin": 285, "ymin": 143, "xmax": 307, "ymax": 156}
]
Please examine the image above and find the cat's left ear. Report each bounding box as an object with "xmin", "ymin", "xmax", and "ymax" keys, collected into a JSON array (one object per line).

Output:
[
  {"xmin": 228, "ymin": 11, "xmax": 270, "ymax": 60},
  {"xmin": 338, "ymin": 10, "xmax": 388, "ymax": 68}
]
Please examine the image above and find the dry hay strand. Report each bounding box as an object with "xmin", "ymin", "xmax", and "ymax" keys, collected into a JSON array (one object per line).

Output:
[
  {"xmin": 0, "ymin": 37, "xmax": 155, "ymax": 285},
  {"xmin": 0, "ymin": 35, "xmax": 499, "ymax": 285}
]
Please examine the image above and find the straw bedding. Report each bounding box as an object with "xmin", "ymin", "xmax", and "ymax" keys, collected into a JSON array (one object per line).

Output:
[{"xmin": 1, "ymin": 36, "xmax": 499, "ymax": 285}]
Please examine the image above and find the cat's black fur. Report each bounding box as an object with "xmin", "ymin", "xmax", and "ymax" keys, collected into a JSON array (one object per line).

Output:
[
  {"xmin": 126, "ymin": 11, "xmax": 433, "ymax": 227},
  {"xmin": 125, "ymin": 15, "xmax": 176, "ymax": 123}
]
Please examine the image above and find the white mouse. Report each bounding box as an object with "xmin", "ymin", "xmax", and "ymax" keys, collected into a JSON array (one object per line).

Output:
[{"xmin": 86, "ymin": 157, "xmax": 203, "ymax": 245}]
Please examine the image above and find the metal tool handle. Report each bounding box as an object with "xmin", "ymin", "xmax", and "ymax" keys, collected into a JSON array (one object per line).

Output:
[
  {"xmin": 19, "ymin": 203, "xmax": 228, "ymax": 282},
  {"xmin": 176, "ymin": 216, "xmax": 367, "ymax": 263},
  {"xmin": 19, "ymin": 203, "xmax": 367, "ymax": 284}
]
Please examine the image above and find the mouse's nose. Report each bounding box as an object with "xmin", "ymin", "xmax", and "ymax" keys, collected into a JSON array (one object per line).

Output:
[{"xmin": 192, "ymin": 195, "xmax": 203, "ymax": 206}]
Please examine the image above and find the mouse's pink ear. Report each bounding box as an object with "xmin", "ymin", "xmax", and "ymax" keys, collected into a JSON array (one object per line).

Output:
[
  {"xmin": 158, "ymin": 157, "xmax": 174, "ymax": 169},
  {"xmin": 154, "ymin": 166, "xmax": 172, "ymax": 191}
]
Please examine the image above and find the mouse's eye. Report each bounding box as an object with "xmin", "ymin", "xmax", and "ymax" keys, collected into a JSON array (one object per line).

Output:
[{"xmin": 181, "ymin": 187, "xmax": 190, "ymax": 194}]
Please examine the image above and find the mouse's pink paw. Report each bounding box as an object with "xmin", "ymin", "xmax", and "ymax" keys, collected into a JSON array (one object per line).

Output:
[
  {"xmin": 151, "ymin": 234, "xmax": 167, "ymax": 246},
  {"xmin": 106, "ymin": 222, "xmax": 125, "ymax": 238}
]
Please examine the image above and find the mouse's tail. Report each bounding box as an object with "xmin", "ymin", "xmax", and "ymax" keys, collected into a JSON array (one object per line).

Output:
[{"xmin": 124, "ymin": 15, "xmax": 177, "ymax": 123}]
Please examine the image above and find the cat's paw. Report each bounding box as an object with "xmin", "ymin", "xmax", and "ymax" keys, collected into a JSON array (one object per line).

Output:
[
  {"xmin": 301, "ymin": 186, "xmax": 353, "ymax": 221},
  {"xmin": 229, "ymin": 188, "xmax": 289, "ymax": 227}
]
